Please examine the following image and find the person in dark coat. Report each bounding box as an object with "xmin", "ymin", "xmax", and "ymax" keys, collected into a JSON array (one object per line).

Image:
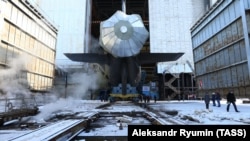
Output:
[
  {"xmin": 204, "ymin": 93, "xmax": 210, "ymax": 110},
  {"xmin": 226, "ymin": 91, "xmax": 239, "ymax": 112},
  {"xmin": 215, "ymin": 92, "xmax": 221, "ymax": 107},
  {"xmin": 211, "ymin": 92, "xmax": 216, "ymax": 106},
  {"xmin": 153, "ymin": 95, "xmax": 157, "ymax": 103}
]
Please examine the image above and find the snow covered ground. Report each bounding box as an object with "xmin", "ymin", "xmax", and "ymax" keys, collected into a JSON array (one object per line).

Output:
[
  {"xmin": 0, "ymin": 98, "xmax": 250, "ymax": 140},
  {"xmin": 148, "ymin": 99, "xmax": 250, "ymax": 125}
]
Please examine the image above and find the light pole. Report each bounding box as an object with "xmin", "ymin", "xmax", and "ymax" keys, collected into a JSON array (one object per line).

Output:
[
  {"xmin": 64, "ymin": 72, "xmax": 68, "ymax": 98},
  {"xmin": 162, "ymin": 70, "xmax": 167, "ymax": 100}
]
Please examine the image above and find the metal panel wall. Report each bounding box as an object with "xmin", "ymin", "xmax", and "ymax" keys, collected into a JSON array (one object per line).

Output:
[
  {"xmin": 191, "ymin": 0, "xmax": 250, "ymax": 97},
  {"xmin": 0, "ymin": 0, "xmax": 58, "ymax": 92}
]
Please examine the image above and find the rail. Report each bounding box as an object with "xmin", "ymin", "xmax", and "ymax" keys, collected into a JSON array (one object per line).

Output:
[{"xmin": 8, "ymin": 119, "xmax": 87, "ymax": 141}]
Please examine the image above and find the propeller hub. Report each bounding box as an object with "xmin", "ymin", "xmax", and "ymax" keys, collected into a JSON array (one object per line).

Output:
[{"xmin": 120, "ymin": 26, "xmax": 128, "ymax": 33}]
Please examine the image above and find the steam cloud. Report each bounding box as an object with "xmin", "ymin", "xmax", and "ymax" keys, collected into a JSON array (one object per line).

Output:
[
  {"xmin": 0, "ymin": 37, "xmax": 108, "ymax": 123},
  {"xmin": 0, "ymin": 55, "xmax": 31, "ymax": 98}
]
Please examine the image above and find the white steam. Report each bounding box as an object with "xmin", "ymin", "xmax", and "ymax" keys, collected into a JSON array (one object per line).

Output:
[
  {"xmin": 60, "ymin": 68, "xmax": 108, "ymax": 99},
  {"xmin": 0, "ymin": 53, "xmax": 108, "ymax": 123},
  {"xmin": 33, "ymin": 68, "xmax": 107, "ymax": 121},
  {"xmin": 0, "ymin": 55, "xmax": 31, "ymax": 98},
  {"xmin": 33, "ymin": 98, "xmax": 75, "ymax": 122},
  {"xmin": 32, "ymin": 98, "xmax": 108, "ymax": 123},
  {"xmin": 67, "ymin": 71, "xmax": 99, "ymax": 99}
]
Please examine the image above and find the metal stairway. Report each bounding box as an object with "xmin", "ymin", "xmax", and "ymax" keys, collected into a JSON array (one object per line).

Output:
[
  {"xmin": 165, "ymin": 73, "xmax": 180, "ymax": 99},
  {"xmin": 163, "ymin": 64, "xmax": 180, "ymax": 100}
]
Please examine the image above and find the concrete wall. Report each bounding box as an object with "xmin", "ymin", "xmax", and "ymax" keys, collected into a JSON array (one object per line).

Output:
[
  {"xmin": 33, "ymin": 0, "xmax": 92, "ymax": 67},
  {"xmin": 149, "ymin": 0, "xmax": 208, "ymax": 74}
]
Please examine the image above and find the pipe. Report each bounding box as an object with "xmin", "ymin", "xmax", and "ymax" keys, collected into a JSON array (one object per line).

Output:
[{"xmin": 122, "ymin": 0, "xmax": 126, "ymax": 13}]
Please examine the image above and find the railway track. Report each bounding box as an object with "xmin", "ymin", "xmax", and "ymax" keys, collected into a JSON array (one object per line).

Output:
[
  {"xmin": 4, "ymin": 101, "xmax": 187, "ymax": 141},
  {"xmin": 94, "ymin": 101, "xmax": 187, "ymax": 125}
]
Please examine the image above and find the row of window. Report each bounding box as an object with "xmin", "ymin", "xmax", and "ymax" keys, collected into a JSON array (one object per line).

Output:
[
  {"xmin": 197, "ymin": 63, "xmax": 249, "ymax": 89},
  {"xmin": 3, "ymin": 1, "xmax": 57, "ymax": 49},
  {"xmin": 192, "ymin": 0, "xmax": 237, "ymax": 48},
  {"xmin": 0, "ymin": 0, "xmax": 57, "ymax": 91},
  {"xmin": 2, "ymin": 22, "xmax": 55, "ymax": 63},
  {"xmin": 195, "ymin": 40, "xmax": 247, "ymax": 76},
  {"xmin": 0, "ymin": 43, "xmax": 54, "ymax": 77},
  {"xmin": 27, "ymin": 72, "xmax": 53, "ymax": 91},
  {"xmin": 193, "ymin": 19, "xmax": 244, "ymax": 63},
  {"xmin": 191, "ymin": 0, "xmax": 250, "ymax": 93}
]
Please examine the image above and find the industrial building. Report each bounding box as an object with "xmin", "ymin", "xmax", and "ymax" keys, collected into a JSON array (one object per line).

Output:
[
  {"xmin": 3, "ymin": 0, "xmax": 247, "ymax": 99},
  {"xmin": 148, "ymin": 0, "xmax": 211, "ymax": 99},
  {"xmin": 35, "ymin": 0, "xmax": 217, "ymax": 99},
  {"xmin": 34, "ymin": 0, "xmax": 103, "ymax": 98},
  {"xmin": 89, "ymin": 0, "xmax": 212, "ymax": 99},
  {"xmin": 191, "ymin": 0, "xmax": 250, "ymax": 97},
  {"xmin": 0, "ymin": 0, "xmax": 58, "ymax": 93}
]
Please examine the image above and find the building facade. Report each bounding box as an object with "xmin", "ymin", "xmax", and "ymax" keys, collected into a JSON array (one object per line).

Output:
[
  {"xmin": 0, "ymin": 0, "xmax": 57, "ymax": 93},
  {"xmin": 149, "ymin": 0, "xmax": 208, "ymax": 73},
  {"xmin": 148, "ymin": 0, "xmax": 209, "ymax": 99},
  {"xmin": 33, "ymin": 0, "xmax": 92, "ymax": 68},
  {"xmin": 33, "ymin": 0, "xmax": 100, "ymax": 98},
  {"xmin": 191, "ymin": 0, "xmax": 250, "ymax": 97}
]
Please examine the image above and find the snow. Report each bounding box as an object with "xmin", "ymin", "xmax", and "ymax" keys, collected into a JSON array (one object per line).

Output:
[
  {"xmin": 0, "ymin": 98, "xmax": 250, "ymax": 140},
  {"xmin": 148, "ymin": 99, "xmax": 250, "ymax": 125}
]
